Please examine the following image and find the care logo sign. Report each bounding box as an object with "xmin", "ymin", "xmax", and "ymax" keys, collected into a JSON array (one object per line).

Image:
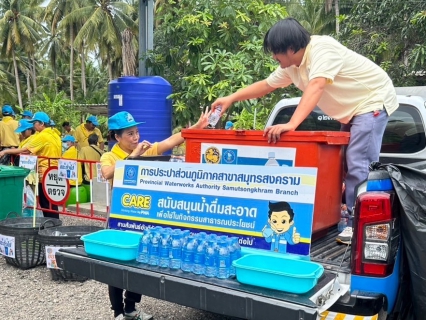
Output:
[
  {"xmin": 58, "ymin": 159, "xmax": 78, "ymax": 181},
  {"xmin": 110, "ymin": 161, "xmax": 317, "ymax": 256}
]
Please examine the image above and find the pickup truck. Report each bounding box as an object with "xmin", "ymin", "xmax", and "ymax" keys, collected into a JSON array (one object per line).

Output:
[{"xmin": 56, "ymin": 91, "xmax": 426, "ymax": 320}]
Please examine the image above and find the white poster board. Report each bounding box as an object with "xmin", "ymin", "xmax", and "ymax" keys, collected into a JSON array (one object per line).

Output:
[{"xmin": 0, "ymin": 234, "xmax": 15, "ymax": 258}]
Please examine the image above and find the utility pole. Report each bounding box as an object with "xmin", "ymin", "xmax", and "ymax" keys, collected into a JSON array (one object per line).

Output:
[{"xmin": 138, "ymin": 0, "xmax": 154, "ymax": 76}]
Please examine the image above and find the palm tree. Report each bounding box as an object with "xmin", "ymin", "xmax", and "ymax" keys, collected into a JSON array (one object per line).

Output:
[
  {"xmin": 0, "ymin": 0, "xmax": 45, "ymax": 109},
  {"xmin": 45, "ymin": 0, "xmax": 85, "ymax": 102},
  {"xmin": 63, "ymin": 0, "xmax": 137, "ymax": 81}
]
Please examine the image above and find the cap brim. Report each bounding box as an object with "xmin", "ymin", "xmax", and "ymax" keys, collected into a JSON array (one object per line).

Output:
[
  {"xmin": 111, "ymin": 121, "xmax": 145, "ymax": 130},
  {"xmin": 15, "ymin": 127, "xmax": 31, "ymax": 133}
]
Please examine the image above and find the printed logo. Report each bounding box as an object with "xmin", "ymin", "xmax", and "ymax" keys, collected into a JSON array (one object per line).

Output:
[
  {"xmin": 123, "ymin": 165, "xmax": 139, "ymax": 186},
  {"xmin": 126, "ymin": 112, "xmax": 135, "ymax": 123},
  {"xmin": 222, "ymin": 149, "xmax": 237, "ymax": 164},
  {"xmin": 204, "ymin": 147, "xmax": 221, "ymax": 164}
]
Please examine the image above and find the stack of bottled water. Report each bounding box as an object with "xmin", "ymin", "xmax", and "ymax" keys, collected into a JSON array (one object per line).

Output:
[{"xmin": 136, "ymin": 227, "xmax": 242, "ymax": 279}]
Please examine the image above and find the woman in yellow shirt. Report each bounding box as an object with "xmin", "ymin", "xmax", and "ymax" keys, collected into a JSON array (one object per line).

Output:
[{"xmin": 101, "ymin": 110, "xmax": 208, "ymax": 320}]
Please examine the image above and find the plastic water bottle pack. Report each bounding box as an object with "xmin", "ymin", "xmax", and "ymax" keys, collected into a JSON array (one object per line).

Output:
[{"xmin": 135, "ymin": 227, "xmax": 242, "ymax": 279}]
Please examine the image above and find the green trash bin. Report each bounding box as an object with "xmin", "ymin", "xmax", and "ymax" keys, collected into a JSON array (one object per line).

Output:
[{"xmin": 0, "ymin": 166, "xmax": 30, "ymax": 220}]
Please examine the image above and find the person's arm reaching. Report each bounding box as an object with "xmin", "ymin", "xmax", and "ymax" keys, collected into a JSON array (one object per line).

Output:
[
  {"xmin": 211, "ymin": 80, "xmax": 275, "ymax": 115},
  {"xmin": 264, "ymin": 77, "xmax": 327, "ymax": 143}
]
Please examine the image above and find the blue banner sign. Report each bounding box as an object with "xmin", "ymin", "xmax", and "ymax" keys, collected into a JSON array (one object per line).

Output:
[{"xmin": 110, "ymin": 161, "xmax": 317, "ymax": 256}]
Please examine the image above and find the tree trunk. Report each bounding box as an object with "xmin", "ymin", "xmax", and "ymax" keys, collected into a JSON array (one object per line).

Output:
[
  {"xmin": 31, "ymin": 55, "xmax": 37, "ymax": 94},
  {"xmin": 26, "ymin": 69, "xmax": 31, "ymax": 101},
  {"xmin": 12, "ymin": 51, "xmax": 23, "ymax": 109},
  {"xmin": 335, "ymin": 0, "xmax": 340, "ymax": 35},
  {"xmin": 107, "ymin": 52, "xmax": 113, "ymax": 81},
  {"xmin": 70, "ymin": 26, "xmax": 75, "ymax": 102},
  {"xmin": 81, "ymin": 44, "xmax": 87, "ymax": 97}
]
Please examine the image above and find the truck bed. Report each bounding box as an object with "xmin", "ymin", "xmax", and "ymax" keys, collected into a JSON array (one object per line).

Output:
[
  {"xmin": 56, "ymin": 248, "xmax": 338, "ymax": 320},
  {"xmin": 310, "ymin": 228, "xmax": 352, "ymax": 273}
]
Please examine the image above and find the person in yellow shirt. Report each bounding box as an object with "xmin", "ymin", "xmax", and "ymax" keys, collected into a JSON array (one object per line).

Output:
[
  {"xmin": 49, "ymin": 120, "xmax": 62, "ymax": 137},
  {"xmin": 79, "ymin": 133, "xmax": 103, "ymax": 184},
  {"xmin": 0, "ymin": 105, "xmax": 20, "ymax": 164},
  {"xmin": 62, "ymin": 121, "xmax": 75, "ymax": 137},
  {"xmin": 74, "ymin": 115, "xmax": 104, "ymax": 151},
  {"xmin": 0, "ymin": 119, "xmax": 35, "ymax": 165},
  {"xmin": 62, "ymin": 135, "xmax": 82, "ymax": 186},
  {"xmin": 100, "ymin": 110, "xmax": 208, "ymax": 320},
  {"xmin": 7, "ymin": 112, "xmax": 61, "ymax": 219}
]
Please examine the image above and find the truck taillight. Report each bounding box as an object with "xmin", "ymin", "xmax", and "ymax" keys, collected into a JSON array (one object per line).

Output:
[{"xmin": 351, "ymin": 192, "xmax": 400, "ymax": 277}]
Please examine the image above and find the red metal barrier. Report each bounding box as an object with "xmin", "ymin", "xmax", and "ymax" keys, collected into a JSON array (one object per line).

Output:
[{"xmin": 12, "ymin": 155, "xmax": 108, "ymax": 222}]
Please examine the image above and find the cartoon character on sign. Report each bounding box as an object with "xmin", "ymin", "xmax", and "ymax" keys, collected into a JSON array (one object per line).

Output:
[{"xmin": 262, "ymin": 201, "xmax": 300, "ymax": 253}]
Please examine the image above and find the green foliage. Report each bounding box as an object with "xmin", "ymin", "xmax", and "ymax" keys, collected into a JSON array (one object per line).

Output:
[
  {"xmin": 146, "ymin": 0, "xmax": 292, "ymax": 128},
  {"xmin": 340, "ymin": 0, "xmax": 426, "ymax": 86}
]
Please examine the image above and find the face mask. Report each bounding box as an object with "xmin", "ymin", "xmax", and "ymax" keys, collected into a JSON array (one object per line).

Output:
[{"xmin": 62, "ymin": 142, "xmax": 69, "ymax": 152}]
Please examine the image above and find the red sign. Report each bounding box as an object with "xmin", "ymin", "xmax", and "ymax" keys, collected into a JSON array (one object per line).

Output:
[{"xmin": 42, "ymin": 167, "xmax": 70, "ymax": 205}]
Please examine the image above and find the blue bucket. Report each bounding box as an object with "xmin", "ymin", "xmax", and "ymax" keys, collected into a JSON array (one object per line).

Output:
[
  {"xmin": 233, "ymin": 254, "xmax": 324, "ymax": 294},
  {"xmin": 81, "ymin": 230, "xmax": 141, "ymax": 261}
]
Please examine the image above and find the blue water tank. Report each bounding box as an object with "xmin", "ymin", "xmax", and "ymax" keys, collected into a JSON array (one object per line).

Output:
[{"xmin": 108, "ymin": 76, "xmax": 172, "ymax": 150}]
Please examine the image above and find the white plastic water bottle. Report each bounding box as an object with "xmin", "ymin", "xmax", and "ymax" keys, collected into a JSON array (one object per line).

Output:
[
  {"xmin": 136, "ymin": 229, "xmax": 151, "ymax": 264},
  {"xmin": 265, "ymin": 152, "xmax": 280, "ymax": 166},
  {"xmin": 204, "ymin": 239, "xmax": 217, "ymax": 277},
  {"xmin": 208, "ymin": 106, "xmax": 222, "ymax": 128},
  {"xmin": 169, "ymin": 230, "xmax": 183, "ymax": 269},
  {"xmin": 158, "ymin": 230, "xmax": 171, "ymax": 268},
  {"xmin": 216, "ymin": 237, "xmax": 231, "ymax": 279},
  {"xmin": 181, "ymin": 235, "xmax": 197, "ymax": 272},
  {"xmin": 192, "ymin": 233, "xmax": 207, "ymax": 275},
  {"xmin": 148, "ymin": 230, "xmax": 161, "ymax": 266},
  {"xmin": 228, "ymin": 237, "xmax": 241, "ymax": 277}
]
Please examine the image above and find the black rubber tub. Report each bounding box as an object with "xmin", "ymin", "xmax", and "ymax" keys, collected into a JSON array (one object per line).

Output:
[
  {"xmin": 38, "ymin": 226, "xmax": 104, "ymax": 281},
  {"xmin": 0, "ymin": 217, "xmax": 62, "ymax": 269}
]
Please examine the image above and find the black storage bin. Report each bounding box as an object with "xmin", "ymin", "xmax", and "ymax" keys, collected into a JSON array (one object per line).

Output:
[
  {"xmin": 38, "ymin": 226, "xmax": 103, "ymax": 281},
  {"xmin": 0, "ymin": 217, "xmax": 62, "ymax": 269}
]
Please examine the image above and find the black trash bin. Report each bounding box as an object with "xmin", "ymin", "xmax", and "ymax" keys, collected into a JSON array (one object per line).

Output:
[
  {"xmin": 0, "ymin": 216, "xmax": 62, "ymax": 269},
  {"xmin": 38, "ymin": 226, "xmax": 104, "ymax": 281}
]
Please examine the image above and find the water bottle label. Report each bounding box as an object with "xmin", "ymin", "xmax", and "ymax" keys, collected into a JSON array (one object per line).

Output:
[
  {"xmin": 205, "ymin": 255, "xmax": 215, "ymax": 267},
  {"xmin": 194, "ymin": 254, "xmax": 205, "ymax": 265},
  {"xmin": 149, "ymin": 246, "xmax": 159, "ymax": 255},
  {"xmin": 218, "ymin": 257, "xmax": 231, "ymax": 268},
  {"xmin": 182, "ymin": 251, "xmax": 193, "ymax": 262},
  {"xmin": 159, "ymin": 247, "xmax": 169, "ymax": 258}
]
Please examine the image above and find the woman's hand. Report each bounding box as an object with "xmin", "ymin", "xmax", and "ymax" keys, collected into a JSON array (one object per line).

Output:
[
  {"xmin": 192, "ymin": 107, "xmax": 211, "ymax": 129},
  {"xmin": 129, "ymin": 140, "xmax": 152, "ymax": 157}
]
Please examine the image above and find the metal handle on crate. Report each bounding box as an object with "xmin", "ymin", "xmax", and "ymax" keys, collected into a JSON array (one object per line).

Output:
[
  {"xmin": 6, "ymin": 212, "xmax": 19, "ymax": 219},
  {"xmin": 39, "ymin": 219, "xmax": 56, "ymax": 230}
]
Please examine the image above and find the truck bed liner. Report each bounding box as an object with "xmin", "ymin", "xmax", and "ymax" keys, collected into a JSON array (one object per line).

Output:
[{"xmin": 310, "ymin": 228, "xmax": 351, "ymax": 273}]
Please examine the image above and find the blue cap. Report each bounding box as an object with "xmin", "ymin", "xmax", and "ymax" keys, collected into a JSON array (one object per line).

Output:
[
  {"xmin": 21, "ymin": 110, "xmax": 33, "ymax": 118},
  {"xmin": 86, "ymin": 115, "xmax": 99, "ymax": 126},
  {"xmin": 15, "ymin": 119, "xmax": 34, "ymax": 133},
  {"xmin": 28, "ymin": 111, "xmax": 50, "ymax": 124},
  {"xmin": 225, "ymin": 121, "xmax": 234, "ymax": 130},
  {"xmin": 62, "ymin": 135, "xmax": 76, "ymax": 142},
  {"xmin": 2, "ymin": 105, "xmax": 14, "ymax": 116},
  {"xmin": 108, "ymin": 111, "xmax": 143, "ymax": 130},
  {"xmin": 50, "ymin": 120, "xmax": 56, "ymax": 126}
]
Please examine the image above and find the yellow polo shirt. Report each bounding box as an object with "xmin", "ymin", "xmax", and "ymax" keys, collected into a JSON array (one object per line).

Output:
[
  {"xmin": 0, "ymin": 116, "xmax": 19, "ymax": 147},
  {"xmin": 26, "ymin": 128, "xmax": 61, "ymax": 180},
  {"xmin": 62, "ymin": 146, "xmax": 82, "ymax": 186},
  {"xmin": 266, "ymin": 35, "xmax": 398, "ymax": 124},
  {"xmin": 100, "ymin": 143, "xmax": 159, "ymax": 184},
  {"xmin": 78, "ymin": 145, "xmax": 103, "ymax": 181},
  {"xmin": 74, "ymin": 124, "xmax": 104, "ymax": 149},
  {"xmin": 64, "ymin": 128, "xmax": 76, "ymax": 137},
  {"xmin": 19, "ymin": 135, "xmax": 34, "ymax": 149}
]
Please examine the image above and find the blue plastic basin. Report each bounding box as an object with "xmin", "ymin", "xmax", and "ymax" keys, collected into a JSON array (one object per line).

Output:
[
  {"xmin": 81, "ymin": 230, "xmax": 141, "ymax": 261},
  {"xmin": 233, "ymin": 254, "xmax": 324, "ymax": 294}
]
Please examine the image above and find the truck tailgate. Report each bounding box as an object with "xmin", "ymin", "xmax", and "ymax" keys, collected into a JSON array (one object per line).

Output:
[{"xmin": 56, "ymin": 248, "xmax": 336, "ymax": 320}]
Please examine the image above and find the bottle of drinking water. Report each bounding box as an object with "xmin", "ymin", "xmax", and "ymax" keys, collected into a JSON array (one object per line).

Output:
[
  {"xmin": 208, "ymin": 106, "xmax": 222, "ymax": 128},
  {"xmin": 169, "ymin": 230, "xmax": 183, "ymax": 269},
  {"xmin": 204, "ymin": 239, "xmax": 217, "ymax": 278},
  {"xmin": 136, "ymin": 229, "xmax": 151, "ymax": 264},
  {"xmin": 159, "ymin": 229, "xmax": 171, "ymax": 268},
  {"xmin": 228, "ymin": 237, "xmax": 242, "ymax": 277},
  {"xmin": 216, "ymin": 237, "xmax": 231, "ymax": 279},
  {"xmin": 148, "ymin": 229, "xmax": 161, "ymax": 266},
  {"xmin": 181, "ymin": 235, "xmax": 197, "ymax": 272},
  {"xmin": 193, "ymin": 233, "xmax": 207, "ymax": 275}
]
